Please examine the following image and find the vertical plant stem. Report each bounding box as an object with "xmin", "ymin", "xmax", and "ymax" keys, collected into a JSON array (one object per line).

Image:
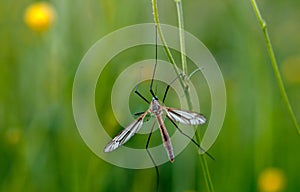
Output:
[
  {"xmin": 175, "ymin": 1, "xmax": 214, "ymax": 192},
  {"xmin": 250, "ymin": 0, "xmax": 300, "ymax": 135},
  {"xmin": 152, "ymin": 0, "xmax": 215, "ymax": 191},
  {"xmin": 152, "ymin": 0, "xmax": 187, "ymax": 96},
  {"xmin": 175, "ymin": 0, "xmax": 188, "ymax": 75},
  {"xmin": 152, "ymin": 0, "xmax": 181, "ymax": 76},
  {"xmin": 200, "ymin": 154, "xmax": 215, "ymax": 192}
]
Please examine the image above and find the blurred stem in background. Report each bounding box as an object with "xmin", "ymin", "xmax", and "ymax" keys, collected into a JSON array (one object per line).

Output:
[
  {"xmin": 250, "ymin": 0, "xmax": 300, "ymax": 135},
  {"xmin": 152, "ymin": 0, "xmax": 215, "ymax": 191}
]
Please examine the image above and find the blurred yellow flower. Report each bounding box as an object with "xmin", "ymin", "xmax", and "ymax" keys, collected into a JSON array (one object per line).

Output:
[
  {"xmin": 24, "ymin": 2, "xmax": 56, "ymax": 32},
  {"xmin": 258, "ymin": 167, "xmax": 286, "ymax": 192}
]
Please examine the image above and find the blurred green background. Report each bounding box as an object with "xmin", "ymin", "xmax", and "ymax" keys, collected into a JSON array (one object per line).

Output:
[{"xmin": 1, "ymin": 0, "xmax": 300, "ymax": 191}]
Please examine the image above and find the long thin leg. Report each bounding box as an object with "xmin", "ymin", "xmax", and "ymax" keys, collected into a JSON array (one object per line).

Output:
[
  {"xmin": 162, "ymin": 73, "xmax": 182, "ymax": 104},
  {"xmin": 134, "ymin": 90, "xmax": 150, "ymax": 104},
  {"xmin": 163, "ymin": 66, "xmax": 203, "ymax": 103},
  {"xmin": 166, "ymin": 116, "xmax": 215, "ymax": 160},
  {"xmin": 134, "ymin": 111, "xmax": 152, "ymax": 123},
  {"xmin": 150, "ymin": 25, "xmax": 158, "ymax": 99},
  {"xmin": 134, "ymin": 111, "xmax": 146, "ymax": 116},
  {"xmin": 163, "ymin": 67, "xmax": 203, "ymax": 102},
  {"xmin": 134, "ymin": 72, "xmax": 150, "ymax": 104},
  {"xmin": 188, "ymin": 67, "xmax": 204, "ymax": 80},
  {"xmin": 162, "ymin": 85, "xmax": 171, "ymax": 104},
  {"xmin": 146, "ymin": 122, "xmax": 159, "ymax": 191}
]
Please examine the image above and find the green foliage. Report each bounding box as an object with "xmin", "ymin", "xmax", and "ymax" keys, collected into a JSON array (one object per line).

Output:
[{"xmin": 1, "ymin": 0, "xmax": 300, "ymax": 191}]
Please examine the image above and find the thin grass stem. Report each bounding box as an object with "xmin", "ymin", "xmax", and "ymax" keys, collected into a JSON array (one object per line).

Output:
[
  {"xmin": 175, "ymin": 0, "xmax": 188, "ymax": 75},
  {"xmin": 175, "ymin": 1, "xmax": 214, "ymax": 191},
  {"xmin": 250, "ymin": 0, "xmax": 300, "ymax": 135},
  {"xmin": 151, "ymin": 0, "xmax": 186, "ymax": 91},
  {"xmin": 152, "ymin": 0, "xmax": 215, "ymax": 191}
]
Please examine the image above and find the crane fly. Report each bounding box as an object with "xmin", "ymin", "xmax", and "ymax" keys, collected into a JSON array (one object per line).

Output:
[
  {"xmin": 104, "ymin": 94, "xmax": 206, "ymax": 162},
  {"xmin": 103, "ymin": 26, "xmax": 213, "ymax": 163},
  {"xmin": 104, "ymin": 96, "xmax": 207, "ymax": 162},
  {"xmin": 103, "ymin": 24, "xmax": 214, "ymax": 191}
]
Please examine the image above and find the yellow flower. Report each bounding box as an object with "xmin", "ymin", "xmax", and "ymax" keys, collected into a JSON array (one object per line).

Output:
[
  {"xmin": 24, "ymin": 2, "xmax": 55, "ymax": 32},
  {"xmin": 258, "ymin": 167, "xmax": 286, "ymax": 192}
]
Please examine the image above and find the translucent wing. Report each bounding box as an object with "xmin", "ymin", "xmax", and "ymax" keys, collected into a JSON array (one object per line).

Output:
[
  {"xmin": 164, "ymin": 107, "xmax": 206, "ymax": 125},
  {"xmin": 104, "ymin": 112, "xmax": 148, "ymax": 152}
]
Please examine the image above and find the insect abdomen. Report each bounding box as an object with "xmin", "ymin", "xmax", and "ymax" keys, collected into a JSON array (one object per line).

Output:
[{"xmin": 156, "ymin": 115, "xmax": 174, "ymax": 162}]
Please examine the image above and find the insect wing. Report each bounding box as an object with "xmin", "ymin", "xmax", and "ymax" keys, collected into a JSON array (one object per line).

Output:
[
  {"xmin": 104, "ymin": 112, "xmax": 147, "ymax": 152},
  {"xmin": 164, "ymin": 107, "xmax": 206, "ymax": 125}
]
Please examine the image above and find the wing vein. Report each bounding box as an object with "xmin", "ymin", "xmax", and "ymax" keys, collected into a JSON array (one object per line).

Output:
[
  {"xmin": 164, "ymin": 107, "xmax": 206, "ymax": 125},
  {"xmin": 104, "ymin": 111, "xmax": 149, "ymax": 152}
]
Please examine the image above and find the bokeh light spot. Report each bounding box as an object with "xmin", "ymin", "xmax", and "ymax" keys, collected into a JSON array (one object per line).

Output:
[
  {"xmin": 24, "ymin": 2, "xmax": 56, "ymax": 32},
  {"xmin": 258, "ymin": 167, "xmax": 286, "ymax": 192}
]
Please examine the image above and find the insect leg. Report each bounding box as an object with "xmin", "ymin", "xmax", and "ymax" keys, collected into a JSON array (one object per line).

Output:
[
  {"xmin": 166, "ymin": 116, "xmax": 215, "ymax": 160},
  {"xmin": 150, "ymin": 25, "xmax": 158, "ymax": 99},
  {"xmin": 134, "ymin": 69, "xmax": 150, "ymax": 103},
  {"xmin": 162, "ymin": 73, "xmax": 183, "ymax": 104},
  {"xmin": 134, "ymin": 111, "xmax": 146, "ymax": 116},
  {"xmin": 146, "ymin": 121, "xmax": 160, "ymax": 191}
]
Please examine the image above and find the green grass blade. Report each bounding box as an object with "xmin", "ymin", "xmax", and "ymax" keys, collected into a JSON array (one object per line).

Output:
[{"xmin": 250, "ymin": 0, "xmax": 300, "ymax": 135}]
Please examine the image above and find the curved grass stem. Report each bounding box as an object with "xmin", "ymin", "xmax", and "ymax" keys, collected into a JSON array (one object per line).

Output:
[
  {"xmin": 152, "ymin": 0, "xmax": 215, "ymax": 191},
  {"xmin": 250, "ymin": 0, "xmax": 300, "ymax": 135},
  {"xmin": 152, "ymin": 0, "xmax": 182, "ymax": 78}
]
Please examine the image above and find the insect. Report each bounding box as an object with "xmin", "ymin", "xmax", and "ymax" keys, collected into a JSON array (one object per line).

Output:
[
  {"xmin": 104, "ymin": 94, "xmax": 207, "ymax": 162},
  {"xmin": 103, "ymin": 26, "xmax": 213, "ymax": 163}
]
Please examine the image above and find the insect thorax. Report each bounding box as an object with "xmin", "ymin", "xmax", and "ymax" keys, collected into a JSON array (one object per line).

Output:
[{"xmin": 150, "ymin": 98, "xmax": 162, "ymax": 115}]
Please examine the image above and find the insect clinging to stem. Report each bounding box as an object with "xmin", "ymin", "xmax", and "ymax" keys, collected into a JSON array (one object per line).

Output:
[{"xmin": 103, "ymin": 25, "xmax": 214, "ymax": 163}]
